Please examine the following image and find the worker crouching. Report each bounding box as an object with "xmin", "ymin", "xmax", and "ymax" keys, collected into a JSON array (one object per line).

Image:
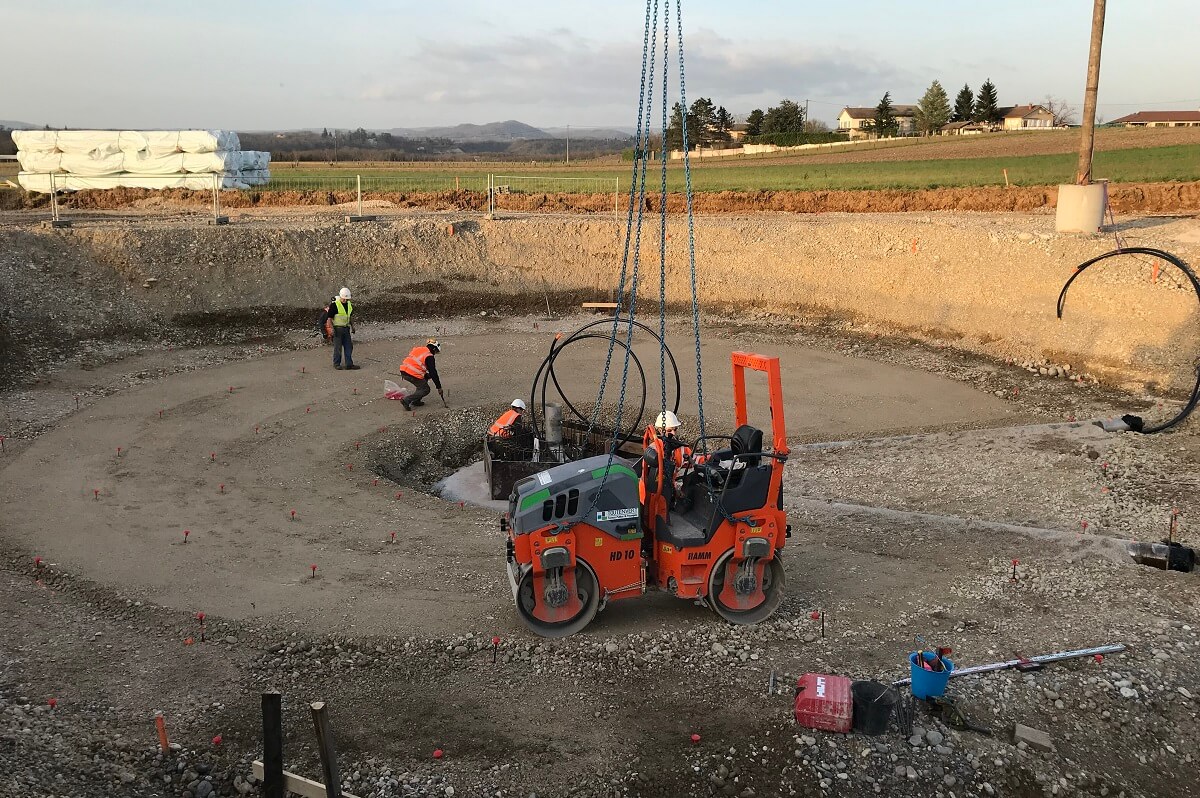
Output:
[
  {"xmin": 399, "ymin": 339, "xmax": 443, "ymax": 410},
  {"xmin": 487, "ymin": 399, "xmax": 533, "ymax": 460}
]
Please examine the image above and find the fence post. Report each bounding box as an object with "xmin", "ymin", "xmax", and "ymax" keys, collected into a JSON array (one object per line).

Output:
[
  {"xmin": 261, "ymin": 692, "xmax": 284, "ymax": 798},
  {"xmin": 486, "ymin": 173, "xmax": 494, "ymax": 220},
  {"xmin": 310, "ymin": 702, "xmax": 343, "ymax": 798},
  {"xmin": 345, "ymin": 175, "xmax": 375, "ymax": 222},
  {"xmin": 45, "ymin": 172, "xmax": 72, "ymax": 228},
  {"xmin": 210, "ymin": 173, "xmax": 228, "ymax": 225}
]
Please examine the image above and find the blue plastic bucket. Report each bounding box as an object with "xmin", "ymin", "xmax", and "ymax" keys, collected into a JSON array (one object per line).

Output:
[{"xmin": 909, "ymin": 651, "xmax": 955, "ymax": 699}]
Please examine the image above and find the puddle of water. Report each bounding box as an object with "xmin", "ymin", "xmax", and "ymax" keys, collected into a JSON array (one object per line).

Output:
[{"xmin": 433, "ymin": 461, "xmax": 509, "ymax": 513}]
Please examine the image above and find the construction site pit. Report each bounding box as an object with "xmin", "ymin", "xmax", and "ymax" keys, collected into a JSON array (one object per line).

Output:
[{"xmin": 1, "ymin": 210, "xmax": 1198, "ymax": 798}]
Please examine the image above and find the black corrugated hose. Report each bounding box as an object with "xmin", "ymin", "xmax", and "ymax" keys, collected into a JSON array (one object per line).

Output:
[{"xmin": 1057, "ymin": 246, "xmax": 1200, "ymax": 433}]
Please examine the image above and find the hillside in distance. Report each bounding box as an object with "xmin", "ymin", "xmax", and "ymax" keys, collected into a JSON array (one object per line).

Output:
[{"xmin": 387, "ymin": 120, "xmax": 632, "ymax": 142}]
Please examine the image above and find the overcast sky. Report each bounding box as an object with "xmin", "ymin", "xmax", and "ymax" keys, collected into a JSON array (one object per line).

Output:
[{"xmin": 5, "ymin": 0, "xmax": 1198, "ymax": 131}]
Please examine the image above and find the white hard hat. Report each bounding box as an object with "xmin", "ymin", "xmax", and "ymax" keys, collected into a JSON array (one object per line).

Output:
[
  {"xmin": 511, "ymin": 399, "xmax": 527, "ymax": 410},
  {"xmin": 339, "ymin": 287, "xmax": 352, "ymax": 300},
  {"xmin": 655, "ymin": 410, "xmax": 681, "ymax": 429}
]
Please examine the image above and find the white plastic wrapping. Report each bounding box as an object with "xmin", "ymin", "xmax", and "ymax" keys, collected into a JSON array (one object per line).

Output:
[
  {"xmin": 11, "ymin": 130, "xmax": 59, "ymax": 152},
  {"xmin": 178, "ymin": 130, "xmax": 240, "ymax": 153},
  {"xmin": 239, "ymin": 169, "xmax": 271, "ymax": 186},
  {"xmin": 18, "ymin": 172, "xmax": 252, "ymax": 192},
  {"xmin": 181, "ymin": 151, "xmax": 243, "ymax": 173},
  {"xmin": 17, "ymin": 151, "xmax": 64, "ymax": 172},
  {"xmin": 59, "ymin": 151, "xmax": 126, "ymax": 176},
  {"xmin": 122, "ymin": 152, "xmax": 189, "ymax": 175},
  {"xmin": 15, "ymin": 129, "xmax": 267, "ymax": 192},
  {"xmin": 12, "ymin": 129, "xmax": 240, "ymax": 156},
  {"xmin": 240, "ymin": 150, "xmax": 271, "ymax": 170},
  {"xmin": 54, "ymin": 130, "xmax": 123, "ymax": 156}
]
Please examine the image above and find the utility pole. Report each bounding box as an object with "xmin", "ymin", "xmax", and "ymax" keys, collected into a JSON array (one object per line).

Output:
[
  {"xmin": 566, "ymin": 124, "xmax": 570, "ymax": 166},
  {"xmin": 1075, "ymin": 0, "xmax": 1106, "ymax": 185},
  {"xmin": 805, "ymin": 99, "xmax": 810, "ymax": 130}
]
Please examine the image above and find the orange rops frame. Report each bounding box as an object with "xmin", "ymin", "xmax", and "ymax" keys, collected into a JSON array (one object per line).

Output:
[{"xmin": 730, "ymin": 352, "xmax": 788, "ymax": 457}]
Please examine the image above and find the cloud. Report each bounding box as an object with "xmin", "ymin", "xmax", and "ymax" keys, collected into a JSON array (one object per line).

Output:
[{"xmin": 356, "ymin": 28, "xmax": 918, "ymax": 124}]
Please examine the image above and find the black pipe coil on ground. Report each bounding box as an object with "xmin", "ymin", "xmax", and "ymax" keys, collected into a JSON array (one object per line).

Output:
[{"xmin": 1057, "ymin": 246, "xmax": 1200, "ymax": 434}]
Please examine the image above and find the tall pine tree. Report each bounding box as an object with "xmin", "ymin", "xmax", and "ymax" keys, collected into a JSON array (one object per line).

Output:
[
  {"xmin": 952, "ymin": 85, "xmax": 974, "ymax": 123},
  {"xmin": 665, "ymin": 102, "xmax": 685, "ymax": 150},
  {"xmin": 762, "ymin": 99, "xmax": 805, "ymax": 134},
  {"xmin": 973, "ymin": 79, "xmax": 1000, "ymax": 124},
  {"xmin": 869, "ymin": 92, "xmax": 898, "ymax": 138},
  {"xmin": 745, "ymin": 109, "xmax": 764, "ymax": 137},
  {"xmin": 914, "ymin": 80, "xmax": 951, "ymax": 135}
]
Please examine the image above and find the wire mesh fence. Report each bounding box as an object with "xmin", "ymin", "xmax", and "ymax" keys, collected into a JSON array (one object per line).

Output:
[{"xmin": 10, "ymin": 171, "xmax": 622, "ymax": 225}]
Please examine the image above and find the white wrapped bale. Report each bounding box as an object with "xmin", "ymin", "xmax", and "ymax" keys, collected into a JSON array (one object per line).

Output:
[
  {"xmin": 54, "ymin": 131, "xmax": 124, "ymax": 156},
  {"xmin": 181, "ymin": 151, "xmax": 244, "ymax": 173},
  {"xmin": 177, "ymin": 130, "xmax": 240, "ymax": 153},
  {"xmin": 59, "ymin": 151, "xmax": 126, "ymax": 176},
  {"xmin": 19, "ymin": 171, "xmax": 251, "ymax": 192},
  {"xmin": 17, "ymin": 151, "xmax": 64, "ymax": 172},
  {"xmin": 122, "ymin": 151, "xmax": 188, "ymax": 175},
  {"xmin": 239, "ymin": 150, "xmax": 271, "ymax": 171},
  {"xmin": 239, "ymin": 169, "xmax": 271, "ymax": 186},
  {"xmin": 11, "ymin": 130, "xmax": 60, "ymax": 152}
]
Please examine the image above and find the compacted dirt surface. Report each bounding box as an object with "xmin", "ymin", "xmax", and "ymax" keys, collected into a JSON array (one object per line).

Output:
[{"xmin": 1, "ymin": 209, "xmax": 1199, "ymax": 798}]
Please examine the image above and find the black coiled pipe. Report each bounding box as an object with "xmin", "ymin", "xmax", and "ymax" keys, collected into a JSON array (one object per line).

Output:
[
  {"xmin": 1057, "ymin": 247, "xmax": 1200, "ymax": 433},
  {"xmin": 528, "ymin": 318, "xmax": 681, "ymax": 446}
]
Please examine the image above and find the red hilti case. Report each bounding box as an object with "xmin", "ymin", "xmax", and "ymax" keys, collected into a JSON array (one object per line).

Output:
[{"xmin": 794, "ymin": 673, "xmax": 853, "ymax": 733}]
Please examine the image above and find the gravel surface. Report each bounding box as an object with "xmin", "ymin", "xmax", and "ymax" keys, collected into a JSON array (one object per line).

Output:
[{"xmin": 1, "ymin": 211, "xmax": 1198, "ymax": 798}]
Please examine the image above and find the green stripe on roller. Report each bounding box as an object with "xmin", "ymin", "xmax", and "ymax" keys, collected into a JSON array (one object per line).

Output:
[
  {"xmin": 592, "ymin": 464, "xmax": 638, "ymax": 481},
  {"xmin": 520, "ymin": 488, "xmax": 551, "ymax": 511}
]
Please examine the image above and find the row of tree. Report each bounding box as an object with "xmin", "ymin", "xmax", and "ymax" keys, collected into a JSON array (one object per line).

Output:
[
  {"xmin": 664, "ymin": 98, "xmax": 830, "ymax": 149},
  {"xmin": 874, "ymin": 80, "xmax": 1078, "ymax": 138}
]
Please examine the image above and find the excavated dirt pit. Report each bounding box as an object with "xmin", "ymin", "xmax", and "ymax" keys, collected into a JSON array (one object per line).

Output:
[{"xmin": 1, "ymin": 213, "xmax": 1199, "ymax": 798}]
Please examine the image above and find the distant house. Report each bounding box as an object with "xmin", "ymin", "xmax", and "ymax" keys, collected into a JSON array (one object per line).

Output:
[
  {"xmin": 729, "ymin": 122, "xmax": 752, "ymax": 142},
  {"xmin": 939, "ymin": 121, "xmax": 989, "ymax": 136},
  {"xmin": 1110, "ymin": 110, "xmax": 1200, "ymax": 128},
  {"xmin": 998, "ymin": 105, "xmax": 1056, "ymax": 130},
  {"xmin": 837, "ymin": 106, "xmax": 917, "ymax": 139}
]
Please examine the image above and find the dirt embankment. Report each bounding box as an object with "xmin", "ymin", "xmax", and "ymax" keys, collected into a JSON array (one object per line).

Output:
[
  {"xmin": 6, "ymin": 181, "xmax": 1200, "ymax": 216},
  {"xmin": 2, "ymin": 212, "xmax": 1199, "ymax": 392}
]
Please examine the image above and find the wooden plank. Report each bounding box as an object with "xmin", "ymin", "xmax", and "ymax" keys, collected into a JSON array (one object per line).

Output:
[
  {"xmin": 581, "ymin": 302, "xmax": 620, "ymax": 308},
  {"xmin": 262, "ymin": 692, "xmax": 284, "ymax": 798},
  {"xmin": 309, "ymin": 702, "xmax": 342, "ymax": 798},
  {"xmin": 253, "ymin": 761, "xmax": 363, "ymax": 798}
]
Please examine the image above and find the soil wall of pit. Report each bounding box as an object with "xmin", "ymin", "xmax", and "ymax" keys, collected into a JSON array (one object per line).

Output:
[{"xmin": 2, "ymin": 213, "xmax": 1198, "ymax": 391}]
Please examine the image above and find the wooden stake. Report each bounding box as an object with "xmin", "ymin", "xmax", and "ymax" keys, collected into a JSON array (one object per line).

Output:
[
  {"xmin": 310, "ymin": 702, "xmax": 343, "ymax": 798},
  {"xmin": 262, "ymin": 692, "xmax": 284, "ymax": 798}
]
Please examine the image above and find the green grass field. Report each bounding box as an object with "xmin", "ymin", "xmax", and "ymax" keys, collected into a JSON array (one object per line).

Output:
[
  {"xmin": 264, "ymin": 144, "xmax": 1200, "ymax": 193},
  {"xmin": 4, "ymin": 142, "xmax": 1199, "ymax": 194}
]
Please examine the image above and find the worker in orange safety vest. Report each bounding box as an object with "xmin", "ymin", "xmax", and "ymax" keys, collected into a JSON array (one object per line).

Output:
[
  {"xmin": 488, "ymin": 399, "xmax": 529, "ymax": 439},
  {"xmin": 398, "ymin": 339, "xmax": 442, "ymax": 410},
  {"xmin": 655, "ymin": 410, "xmax": 694, "ymax": 470}
]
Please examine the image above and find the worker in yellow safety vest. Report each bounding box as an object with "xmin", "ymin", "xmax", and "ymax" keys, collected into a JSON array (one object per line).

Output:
[
  {"xmin": 318, "ymin": 287, "xmax": 359, "ymax": 370},
  {"xmin": 398, "ymin": 339, "xmax": 442, "ymax": 410},
  {"xmin": 488, "ymin": 399, "xmax": 529, "ymax": 439}
]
